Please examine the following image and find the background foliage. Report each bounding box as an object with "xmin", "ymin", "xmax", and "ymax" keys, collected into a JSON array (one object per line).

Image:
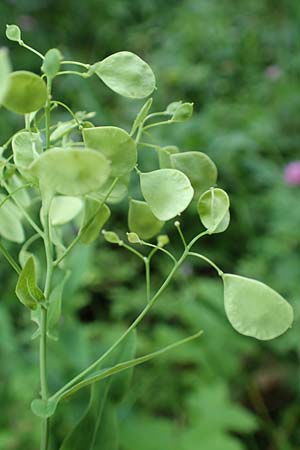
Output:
[{"xmin": 0, "ymin": 1, "xmax": 300, "ymax": 449}]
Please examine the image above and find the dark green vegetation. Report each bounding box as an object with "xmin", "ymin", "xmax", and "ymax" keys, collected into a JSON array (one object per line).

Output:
[{"xmin": 0, "ymin": 1, "xmax": 300, "ymax": 449}]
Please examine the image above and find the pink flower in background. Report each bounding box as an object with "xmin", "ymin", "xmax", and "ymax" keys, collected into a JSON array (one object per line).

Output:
[{"xmin": 284, "ymin": 161, "xmax": 300, "ymax": 185}]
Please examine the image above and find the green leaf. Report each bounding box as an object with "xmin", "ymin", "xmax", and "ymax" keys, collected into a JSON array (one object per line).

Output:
[
  {"xmin": 49, "ymin": 196, "xmax": 83, "ymax": 226},
  {"xmin": 12, "ymin": 131, "xmax": 43, "ymax": 178},
  {"xmin": 0, "ymin": 194, "xmax": 25, "ymax": 243},
  {"xmin": 223, "ymin": 274, "xmax": 294, "ymax": 340},
  {"xmin": 128, "ymin": 199, "xmax": 164, "ymax": 239},
  {"xmin": 47, "ymin": 273, "xmax": 69, "ymax": 339},
  {"xmin": 30, "ymin": 148, "xmax": 111, "ymax": 197},
  {"xmin": 140, "ymin": 169, "xmax": 194, "ymax": 221},
  {"xmin": 197, "ymin": 188, "xmax": 230, "ymax": 234},
  {"xmin": 41, "ymin": 48, "xmax": 62, "ymax": 79},
  {"xmin": 59, "ymin": 332, "xmax": 136, "ymax": 450},
  {"xmin": 80, "ymin": 198, "xmax": 111, "ymax": 244},
  {"xmin": 15, "ymin": 256, "xmax": 44, "ymax": 310},
  {"xmin": 31, "ymin": 397, "xmax": 58, "ymax": 419},
  {"xmin": 93, "ymin": 51, "xmax": 156, "ymax": 99},
  {"xmin": 170, "ymin": 151, "xmax": 217, "ymax": 197},
  {"xmin": 3, "ymin": 71, "xmax": 47, "ymax": 114},
  {"xmin": 0, "ymin": 48, "xmax": 11, "ymax": 105},
  {"xmin": 83, "ymin": 126, "xmax": 137, "ymax": 177},
  {"xmin": 57, "ymin": 331, "xmax": 202, "ymax": 400},
  {"xmin": 50, "ymin": 120, "xmax": 77, "ymax": 142},
  {"xmin": 131, "ymin": 98, "xmax": 153, "ymax": 135},
  {"xmin": 5, "ymin": 24, "xmax": 21, "ymax": 42}
]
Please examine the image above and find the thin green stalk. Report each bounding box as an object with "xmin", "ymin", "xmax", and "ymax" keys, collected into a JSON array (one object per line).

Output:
[
  {"xmin": 143, "ymin": 119, "xmax": 173, "ymax": 132},
  {"xmin": 40, "ymin": 306, "xmax": 49, "ymax": 450},
  {"xmin": 61, "ymin": 61, "xmax": 90, "ymax": 69},
  {"xmin": 45, "ymin": 78, "xmax": 52, "ymax": 149},
  {"xmin": 144, "ymin": 257, "xmax": 151, "ymax": 303},
  {"xmin": 142, "ymin": 242, "xmax": 177, "ymax": 265},
  {"xmin": 175, "ymin": 221, "xmax": 187, "ymax": 248},
  {"xmin": 56, "ymin": 70, "xmax": 91, "ymax": 78},
  {"xmin": 0, "ymin": 183, "xmax": 32, "ymax": 210},
  {"xmin": 39, "ymin": 210, "xmax": 54, "ymax": 450},
  {"xmin": 188, "ymin": 251, "xmax": 223, "ymax": 276},
  {"xmin": 19, "ymin": 40, "xmax": 44, "ymax": 60},
  {"xmin": 51, "ymin": 100, "xmax": 81, "ymax": 128},
  {"xmin": 120, "ymin": 242, "xmax": 145, "ymax": 261},
  {"xmin": 39, "ymin": 76, "xmax": 54, "ymax": 450},
  {"xmin": 54, "ymin": 178, "xmax": 119, "ymax": 266},
  {"xmin": 0, "ymin": 241, "xmax": 21, "ymax": 274},
  {"xmin": 2, "ymin": 181, "xmax": 44, "ymax": 238}
]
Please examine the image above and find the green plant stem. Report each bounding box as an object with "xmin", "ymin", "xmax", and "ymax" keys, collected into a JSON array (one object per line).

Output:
[
  {"xmin": 144, "ymin": 257, "xmax": 151, "ymax": 302},
  {"xmin": 45, "ymin": 77, "xmax": 52, "ymax": 149},
  {"xmin": 143, "ymin": 119, "xmax": 173, "ymax": 132},
  {"xmin": 19, "ymin": 40, "xmax": 44, "ymax": 60},
  {"xmin": 39, "ymin": 210, "xmax": 53, "ymax": 450},
  {"xmin": 142, "ymin": 242, "xmax": 177, "ymax": 265},
  {"xmin": 188, "ymin": 251, "xmax": 223, "ymax": 276},
  {"xmin": 175, "ymin": 222, "xmax": 187, "ymax": 248},
  {"xmin": 61, "ymin": 61, "xmax": 90, "ymax": 69},
  {"xmin": 2, "ymin": 181, "xmax": 44, "ymax": 238},
  {"xmin": 56, "ymin": 70, "xmax": 91, "ymax": 78},
  {"xmin": 40, "ymin": 306, "xmax": 49, "ymax": 450},
  {"xmin": 52, "ymin": 233, "xmax": 205, "ymax": 400},
  {"xmin": 0, "ymin": 241, "xmax": 21, "ymax": 274},
  {"xmin": 120, "ymin": 242, "xmax": 145, "ymax": 261},
  {"xmin": 39, "ymin": 76, "xmax": 54, "ymax": 450},
  {"xmin": 0, "ymin": 183, "xmax": 32, "ymax": 210},
  {"xmin": 54, "ymin": 178, "xmax": 119, "ymax": 266},
  {"xmin": 51, "ymin": 100, "xmax": 81, "ymax": 128}
]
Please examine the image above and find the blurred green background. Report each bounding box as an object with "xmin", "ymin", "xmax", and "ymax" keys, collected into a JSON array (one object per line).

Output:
[{"xmin": 1, "ymin": 1, "xmax": 300, "ymax": 449}]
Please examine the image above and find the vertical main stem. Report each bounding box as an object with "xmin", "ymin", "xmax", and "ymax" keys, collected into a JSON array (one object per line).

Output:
[{"xmin": 40, "ymin": 76, "xmax": 53, "ymax": 450}]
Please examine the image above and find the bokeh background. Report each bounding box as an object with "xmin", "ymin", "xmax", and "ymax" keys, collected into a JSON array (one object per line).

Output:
[{"xmin": 1, "ymin": 1, "xmax": 300, "ymax": 449}]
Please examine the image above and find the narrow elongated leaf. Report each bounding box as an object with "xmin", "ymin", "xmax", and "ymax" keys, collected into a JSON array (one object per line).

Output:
[
  {"xmin": 0, "ymin": 194, "xmax": 25, "ymax": 243},
  {"xmin": 80, "ymin": 198, "xmax": 111, "ymax": 244},
  {"xmin": 30, "ymin": 148, "xmax": 111, "ymax": 197},
  {"xmin": 131, "ymin": 98, "xmax": 153, "ymax": 135},
  {"xmin": 3, "ymin": 71, "xmax": 47, "ymax": 114},
  {"xmin": 49, "ymin": 196, "xmax": 83, "ymax": 226},
  {"xmin": 50, "ymin": 120, "xmax": 77, "ymax": 142},
  {"xmin": 93, "ymin": 51, "xmax": 156, "ymax": 98},
  {"xmin": 0, "ymin": 48, "xmax": 11, "ymax": 104},
  {"xmin": 197, "ymin": 188, "xmax": 230, "ymax": 234},
  {"xmin": 171, "ymin": 152, "xmax": 217, "ymax": 197},
  {"xmin": 223, "ymin": 274, "xmax": 294, "ymax": 340},
  {"xmin": 59, "ymin": 332, "xmax": 137, "ymax": 450},
  {"xmin": 128, "ymin": 199, "xmax": 164, "ymax": 239},
  {"xmin": 140, "ymin": 169, "xmax": 194, "ymax": 221},
  {"xmin": 83, "ymin": 126, "xmax": 137, "ymax": 176},
  {"xmin": 15, "ymin": 256, "xmax": 44, "ymax": 310},
  {"xmin": 12, "ymin": 131, "xmax": 43, "ymax": 178},
  {"xmin": 58, "ymin": 331, "xmax": 202, "ymax": 401}
]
